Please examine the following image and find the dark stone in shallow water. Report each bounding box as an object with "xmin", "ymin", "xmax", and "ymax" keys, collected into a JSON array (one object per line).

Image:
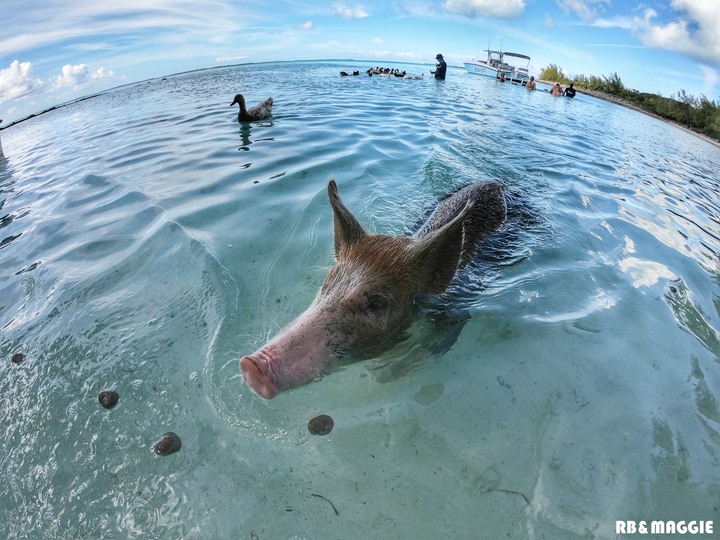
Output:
[
  {"xmin": 98, "ymin": 390, "xmax": 119, "ymax": 409},
  {"xmin": 11, "ymin": 353, "xmax": 25, "ymax": 364},
  {"xmin": 308, "ymin": 414, "xmax": 334, "ymax": 435},
  {"xmin": 153, "ymin": 432, "xmax": 182, "ymax": 456}
]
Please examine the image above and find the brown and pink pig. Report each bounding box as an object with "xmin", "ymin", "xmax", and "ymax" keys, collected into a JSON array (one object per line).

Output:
[{"xmin": 241, "ymin": 178, "xmax": 507, "ymax": 398}]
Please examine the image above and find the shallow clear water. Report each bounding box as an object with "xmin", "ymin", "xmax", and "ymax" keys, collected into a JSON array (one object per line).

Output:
[{"xmin": 1, "ymin": 61, "xmax": 719, "ymax": 539}]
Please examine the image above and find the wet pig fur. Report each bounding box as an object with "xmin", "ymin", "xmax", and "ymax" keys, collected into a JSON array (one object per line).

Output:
[{"xmin": 240, "ymin": 178, "xmax": 507, "ymax": 398}]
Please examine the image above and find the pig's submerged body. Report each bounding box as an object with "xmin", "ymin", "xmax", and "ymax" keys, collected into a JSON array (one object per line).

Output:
[{"xmin": 240, "ymin": 179, "xmax": 508, "ymax": 398}]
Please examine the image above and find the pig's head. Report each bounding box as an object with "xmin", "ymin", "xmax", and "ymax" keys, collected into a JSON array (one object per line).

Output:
[{"xmin": 240, "ymin": 178, "xmax": 475, "ymax": 398}]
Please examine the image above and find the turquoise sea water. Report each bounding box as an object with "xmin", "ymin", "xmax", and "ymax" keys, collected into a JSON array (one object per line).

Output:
[{"xmin": 1, "ymin": 60, "xmax": 719, "ymax": 539}]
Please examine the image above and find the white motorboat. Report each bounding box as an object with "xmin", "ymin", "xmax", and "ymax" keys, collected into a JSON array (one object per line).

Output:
[{"xmin": 464, "ymin": 50, "xmax": 531, "ymax": 85}]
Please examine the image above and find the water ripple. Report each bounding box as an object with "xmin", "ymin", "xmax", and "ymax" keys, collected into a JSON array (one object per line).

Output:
[{"xmin": 1, "ymin": 61, "xmax": 719, "ymax": 539}]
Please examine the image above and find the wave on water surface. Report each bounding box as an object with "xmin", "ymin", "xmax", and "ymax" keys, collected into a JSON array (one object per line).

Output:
[{"xmin": 0, "ymin": 61, "xmax": 719, "ymax": 539}]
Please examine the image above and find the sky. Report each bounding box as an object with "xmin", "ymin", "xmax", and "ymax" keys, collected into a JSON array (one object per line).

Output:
[{"xmin": 1, "ymin": 0, "xmax": 720, "ymax": 124}]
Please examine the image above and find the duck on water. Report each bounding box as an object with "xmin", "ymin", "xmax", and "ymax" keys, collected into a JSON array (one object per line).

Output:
[{"xmin": 230, "ymin": 94, "xmax": 273, "ymax": 122}]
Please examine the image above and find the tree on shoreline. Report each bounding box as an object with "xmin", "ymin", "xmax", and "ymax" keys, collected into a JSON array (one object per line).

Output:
[{"xmin": 539, "ymin": 64, "xmax": 720, "ymax": 142}]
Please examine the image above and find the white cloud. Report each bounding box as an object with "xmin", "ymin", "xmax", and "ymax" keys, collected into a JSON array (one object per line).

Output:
[
  {"xmin": 0, "ymin": 60, "xmax": 45, "ymax": 101},
  {"xmin": 396, "ymin": 0, "xmax": 436, "ymax": 18},
  {"xmin": 637, "ymin": 1, "xmax": 720, "ymax": 65},
  {"xmin": 442, "ymin": 0, "xmax": 525, "ymax": 19},
  {"xmin": 698, "ymin": 65, "xmax": 719, "ymax": 101},
  {"xmin": 334, "ymin": 5, "xmax": 369, "ymax": 19},
  {"xmin": 93, "ymin": 67, "xmax": 114, "ymax": 81},
  {"xmin": 297, "ymin": 21, "xmax": 315, "ymax": 30},
  {"xmin": 700, "ymin": 65, "xmax": 719, "ymax": 89},
  {"xmin": 592, "ymin": 16, "xmax": 634, "ymax": 30},
  {"xmin": 52, "ymin": 64, "xmax": 115, "ymax": 89},
  {"xmin": 592, "ymin": 2, "xmax": 720, "ymax": 66},
  {"xmin": 556, "ymin": 0, "xmax": 610, "ymax": 23},
  {"xmin": 395, "ymin": 51, "xmax": 423, "ymax": 60},
  {"xmin": 66, "ymin": 42, "xmax": 118, "ymax": 52},
  {"xmin": 215, "ymin": 55, "xmax": 249, "ymax": 63},
  {"xmin": 366, "ymin": 50, "xmax": 423, "ymax": 61},
  {"xmin": 0, "ymin": 0, "xmax": 239, "ymax": 58}
]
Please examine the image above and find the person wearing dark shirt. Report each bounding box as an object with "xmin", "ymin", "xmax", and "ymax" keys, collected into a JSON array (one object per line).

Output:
[
  {"xmin": 564, "ymin": 82, "xmax": 576, "ymax": 98},
  {"xmin": 431, "ymin": 53, "xmax": 447, "ymax": 80}
]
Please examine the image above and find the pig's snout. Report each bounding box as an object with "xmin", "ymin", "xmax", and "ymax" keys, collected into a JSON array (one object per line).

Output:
[
  {"xmin": 240, "ymin": 313, "xmax": 336, "ymax": 398},
  {"xmin": 240, "ymin": 352, "xmax": 279, "ymax": 399}
]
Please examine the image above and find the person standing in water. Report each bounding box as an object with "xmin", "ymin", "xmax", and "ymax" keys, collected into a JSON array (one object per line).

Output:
[
  {"xmin": 564, "ymin": 82, "xmax": 576, "ymax": 98},
  {"xmin": 431, "ymin": 53, "xmax": 447, "ymax": 80},
  {"xmin": 526, "ymin": 76, "xmax": 536, "ymax": 91}
]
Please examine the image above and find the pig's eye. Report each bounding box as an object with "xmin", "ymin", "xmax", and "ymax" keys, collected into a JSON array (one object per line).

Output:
[{"xmin": 367, "ymin": 294, "xmax": 390, "ymax": 313}]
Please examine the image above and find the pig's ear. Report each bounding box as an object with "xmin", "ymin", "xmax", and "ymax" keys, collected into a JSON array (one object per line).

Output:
[
  {"xmin": 412, "ymin": 202, "xmax": 473, "ymax": 294},
  {"xmin": 328, "ymin": 178, "xmax": 367, "ymax": 258}
]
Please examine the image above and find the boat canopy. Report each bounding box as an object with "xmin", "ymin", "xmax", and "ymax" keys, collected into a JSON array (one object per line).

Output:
[{"xmin": 502, "ymin": 52, "xmax": 531, "ymax": 61}]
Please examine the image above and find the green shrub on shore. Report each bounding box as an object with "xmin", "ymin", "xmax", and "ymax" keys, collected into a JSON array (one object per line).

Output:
[{"xmin": 538, "ymin": 65, "xmax": 720, "ymax": 142}]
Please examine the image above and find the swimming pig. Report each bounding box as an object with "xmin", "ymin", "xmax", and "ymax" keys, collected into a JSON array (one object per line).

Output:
[{"xmin": 240, "ymin": 178, "xmax": 507, "ymax": 398}]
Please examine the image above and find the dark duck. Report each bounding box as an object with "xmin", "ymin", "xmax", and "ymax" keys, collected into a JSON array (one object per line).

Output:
[{"xmin": 230, "ymin": 94, "xmax": 273, "ymax": 122}]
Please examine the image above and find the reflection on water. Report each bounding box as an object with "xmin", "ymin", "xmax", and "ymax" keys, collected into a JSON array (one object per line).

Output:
[
  {"xmin": 666, "ymin": 279, "xmax": 720, "ymax": 357},
  {"xmin": 0, "ymin": 61, "xmax": 719, "ymax": 538}
]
